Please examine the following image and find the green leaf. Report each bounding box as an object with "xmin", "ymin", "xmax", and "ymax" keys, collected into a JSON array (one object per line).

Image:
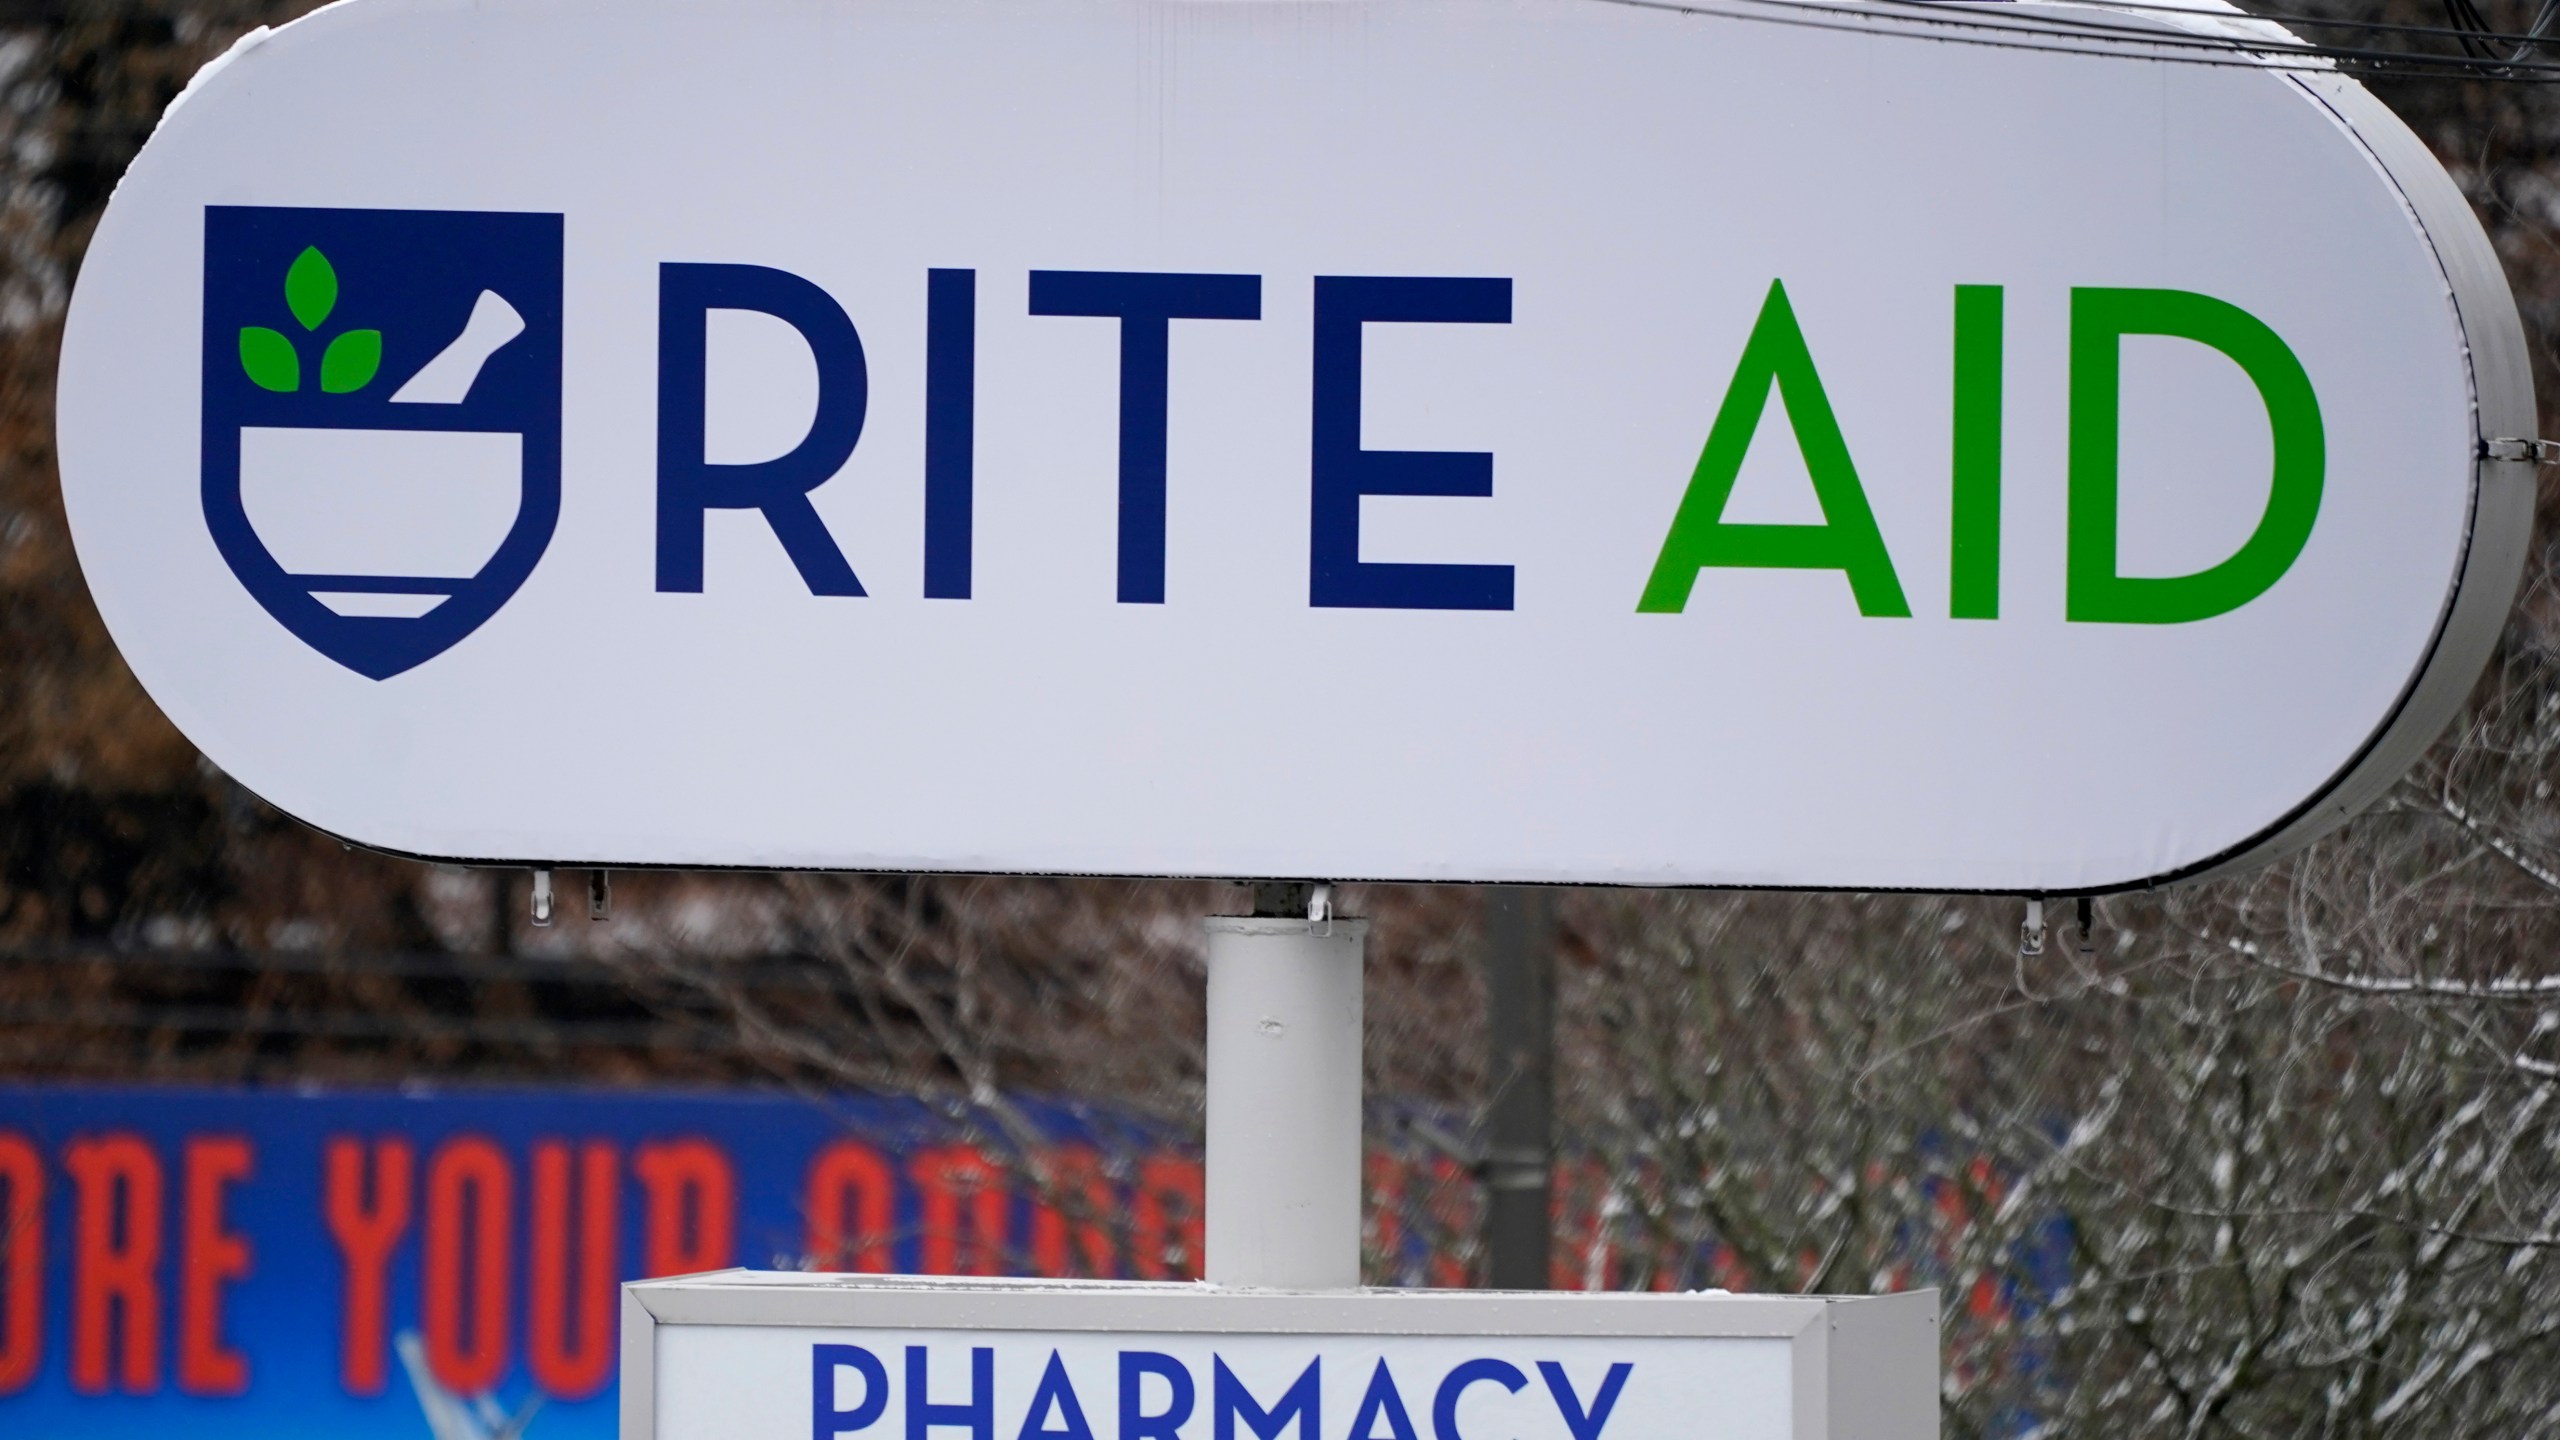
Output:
[
  {"xmin": 321, "ymin": 329, "xmax": 381, "ymax": 394},
  {"xmin": 239, "ymin": 326, "xmax": 299, "ymax": 392},
  {"xmin": 285, "ymin": 246, "xmax": 336, "ymax": 331}
]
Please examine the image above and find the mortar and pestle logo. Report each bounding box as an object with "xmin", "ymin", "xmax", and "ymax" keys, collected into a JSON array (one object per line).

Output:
[{"xmin": 200, "ymin": 206, "xmax": 565, "ymax": 679}]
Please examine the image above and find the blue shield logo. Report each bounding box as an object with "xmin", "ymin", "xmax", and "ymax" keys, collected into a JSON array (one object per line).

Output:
[{"xmin": 202, "ymin": 206, "xmax": 564, "ymax": 679}]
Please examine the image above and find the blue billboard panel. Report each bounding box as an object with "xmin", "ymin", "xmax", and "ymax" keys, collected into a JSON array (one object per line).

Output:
[{"xmin": 0, "ymin": 1084, "xmax": 1199, "ymax": 1440}]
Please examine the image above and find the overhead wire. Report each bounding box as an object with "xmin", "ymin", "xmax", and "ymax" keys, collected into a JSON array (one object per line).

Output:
[
  {"xmin": 2030, "ymin": 0, "xmax": 2560, "ymax": 47},
  {"xmin": 1584, "ymin": 0, "xmax": 2560, "ymax": 81},
  {"xmin": 2437, "ymin": 0, "xmax": 2560, "ymax": 61}
]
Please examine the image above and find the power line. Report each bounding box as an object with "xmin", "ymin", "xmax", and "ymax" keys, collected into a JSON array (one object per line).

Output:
[
  {"xmin": 2032, "ymin": 0, "xmax": 2560, "ymax": 50},
  {"xmin": 1586, "ymin": 0, "xmax": 2560, "ymax": 82},
  {"xmin": 2439, "ymin": 0, "xmax": 2560, "ymax": 63}
]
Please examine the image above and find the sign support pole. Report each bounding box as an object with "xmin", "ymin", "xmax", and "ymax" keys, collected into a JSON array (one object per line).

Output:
[
  {"xmin": 1481, "ymin": 886, "xmax": 1556, "ymax": 1288},
  {"xmin": 1203, "ymin": 886, "xmax": 1366, "ymax": 1289}
]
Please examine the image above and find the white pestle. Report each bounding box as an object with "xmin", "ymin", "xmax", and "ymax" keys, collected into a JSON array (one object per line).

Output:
[{"xmin": 389, "ymin": 290, "xmax": 526, "ymax": 404}]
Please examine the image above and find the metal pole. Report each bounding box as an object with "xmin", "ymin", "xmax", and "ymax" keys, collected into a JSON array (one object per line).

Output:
[
  {"xmin": 1481, "ymin": 886, "xmax": 1555, "ymax": 1289},
  {"xmin": 1204, "ymin": 886, "xmax": 1365, "ymax": 1289}
]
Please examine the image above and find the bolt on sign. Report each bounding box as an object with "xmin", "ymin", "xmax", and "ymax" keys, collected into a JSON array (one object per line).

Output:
[{"xmin": 56, "ymin": 0, "xmax": 2535, "ymax": 892}]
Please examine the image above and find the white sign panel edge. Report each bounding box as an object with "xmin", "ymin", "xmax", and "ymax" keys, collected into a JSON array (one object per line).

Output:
[
  {"xmin": 2181, "ymin": 62, "xmax": 2534, "ymax": 887},
  {"xmin": 618, "ymin": 1273, "xmax": 1940, "ymax": 1440}
]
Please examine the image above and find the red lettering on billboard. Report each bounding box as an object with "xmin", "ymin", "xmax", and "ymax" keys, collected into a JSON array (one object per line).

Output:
[
  {"xmin": 633, "ymin": 1138, "xmax": 736, "ymax": 1277},
  {"xmin": 423, "ymin": 1136, "xmax": 512, "ymax": 1394},
  {"xmin": 0, "ymin": 1132, "xmax": 41, "ymax": 1393},
  {"xmin": 528, "ymin": 1140, "xmax": 616, "ymax": 1399},
  {"xmin": 1423, "ymin": 1155, "xmax": 1472, "ymax": 1289},
  {"xmin": 805, "ymin": 1141, "xmax": 894, "ymax": 1272},
  {"xmin": 1029, "ymin": 1145, "xmax": 1115, "ymax": 1279},
  {"xmin": 914, "ymin": 1145, "xmax": 1007, "ymax": 1276},
  {"xmin": 1130, "ymin": 1155, "xmax": 1202, "ymax": 1280},
  {"xmin": 1555, "ymin": 1159, "xmax": 1608, "ymax": 1290},
  {"xmin": 64, "ymin": 1133, "xmax": 162, "ymax": 1394},
  {"xmin": 1365, "ymin": 1152, "xmax": 1407, "ymax": 1281},
  {"xmin": 324, "ymin": 1136, "xmax": 413, "ymax": 1395},
  {"xmin": 177, "ymin": 1136, "xmax": 253, "ymax": 1394}
]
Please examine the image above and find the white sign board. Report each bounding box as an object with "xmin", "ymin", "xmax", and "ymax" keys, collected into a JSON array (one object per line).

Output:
[
  {"xmin": 57, "ymin": 0, "xmax": 2533, "ymax": 891},
  {"xmin": 621, "ymin": 1274, "xmax": 1938, "ymax": 1440}
]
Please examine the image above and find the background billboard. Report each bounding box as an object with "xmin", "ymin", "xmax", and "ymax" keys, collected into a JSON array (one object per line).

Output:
[
  {"xmin": 0, "ymin": 1081, "xmax": 2051, "ymax": 1440},
  {"xmin": 0, "ymin": 1083, "xmax": 1200, "ymax": 1440}
]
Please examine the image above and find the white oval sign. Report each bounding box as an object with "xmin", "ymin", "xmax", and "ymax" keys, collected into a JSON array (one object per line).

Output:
[{"xmin": 57, "ymin": 0, "xmax": 2533, "ymax": 891}]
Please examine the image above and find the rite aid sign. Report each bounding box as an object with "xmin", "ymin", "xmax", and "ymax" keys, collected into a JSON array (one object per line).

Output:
[{"xmin": 58, "ymin": 0, "xmax": 2534, "ymax": 892}]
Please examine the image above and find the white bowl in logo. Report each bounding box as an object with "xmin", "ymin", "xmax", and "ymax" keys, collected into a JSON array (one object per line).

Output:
[{"xmin": 238, "ymin": 425, "xmax": 523, "ymax": 617}]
